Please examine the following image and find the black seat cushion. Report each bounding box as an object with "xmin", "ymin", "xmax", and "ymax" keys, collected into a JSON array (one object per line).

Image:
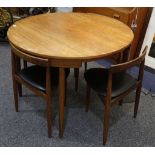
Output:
[
  {"xmin": 18, "ymin": 65, "xmax": 70, "ymax": 92},
  {"xmin": 84, "ymin": 68, "xmax": 136, "ymax": 97}
]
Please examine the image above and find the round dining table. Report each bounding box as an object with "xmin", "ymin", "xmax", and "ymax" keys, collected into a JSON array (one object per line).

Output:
[{"xmin": 7, "ymin": 12, "xmax": 134, "ymax": 138}]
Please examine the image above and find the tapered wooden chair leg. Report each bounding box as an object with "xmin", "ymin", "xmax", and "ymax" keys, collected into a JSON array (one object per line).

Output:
[
  {"xmin": 18, "ymin": 84, "xmax": 22, "ymax": 97},
  {"xmin": 15, "ymin": 56, "xmax": 22, "ymax": 97},
  {"xmin": 85, "ymin": 84, "xmax": 91, "ymax": 112},
  {"xmin": 103, "ymin": 99, "xmax": 111, "ymax": 145},
  {"xmin": 11, "ymin": 52, "xmax": 19, "ymax": 112},
  {"xmin": 134, "ymin": 85, "xmax": 142, "ymax": 118},
  {"xmin": 74, "ymin": 68, "xmax": 79, "ymax": 92}
]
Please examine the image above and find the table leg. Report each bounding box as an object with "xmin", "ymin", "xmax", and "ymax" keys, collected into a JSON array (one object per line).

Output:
[
  {"xmin": 74, "ymin": 68, "xmax": 79, "ymax": 92},
  {"xmin": 59, "ymin": 67, "xmax": 65, "ymax": 138}
]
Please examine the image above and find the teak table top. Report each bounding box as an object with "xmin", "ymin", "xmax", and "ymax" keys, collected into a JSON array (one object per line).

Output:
[{"xmin": 8, "ymin": 13, "xmax": 134, "ymax": 61}]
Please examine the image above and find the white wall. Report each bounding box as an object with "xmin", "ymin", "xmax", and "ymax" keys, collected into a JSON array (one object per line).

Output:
[
  {"xmin": 141, "ymin": 7, "xmax": 155, "ymax": 69},
  {"xmin": 56, "ymin": 7, "xmax": 73, "ymax": 12}
]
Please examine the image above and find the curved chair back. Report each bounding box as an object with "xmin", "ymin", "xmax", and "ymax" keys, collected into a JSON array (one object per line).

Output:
[
  {"xmin": 110, "ymin": 46, "xmax": 148, "ymax": 74},
  {"xmin": 11, "ymin": 44, "xmax": 49, "ymax": 67}
]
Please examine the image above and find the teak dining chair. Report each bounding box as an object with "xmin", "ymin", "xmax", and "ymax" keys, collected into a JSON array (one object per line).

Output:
[
  {"xmin": 11, "ymin": 45, "xmax": 69, "ymax": 138},
  {"xmin": 75, "ymin": 47, "xmax": 128, "ymax": 92},
  {"xmin": 23, "ymin": 60, "xmax": 81, "ymax": 92},
  {"xmin": 84, "ymin": 46, "xmax": 148, "ymax": 145}
]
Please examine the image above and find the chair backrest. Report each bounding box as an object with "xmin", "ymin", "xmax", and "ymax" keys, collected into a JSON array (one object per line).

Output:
[
  {"xmin": 110, "ymin": 46, "xmax": 148, "ymax": 74},
  {"xmin": 11, "ymin": 43, "xmax": 49, "ymax": 67},
  {"xmin": 105, "ymin": 46, "xmax": 148, "ymax": 101}
]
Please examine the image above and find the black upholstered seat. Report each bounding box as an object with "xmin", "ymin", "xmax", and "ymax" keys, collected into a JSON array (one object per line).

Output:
[
  {"xmin": 18, "ymin": 65, "xmax": 70, "ymax": 92},
  {"xmin": 84, "ymin": 68, "xmax": 136, "ymax": 97}
]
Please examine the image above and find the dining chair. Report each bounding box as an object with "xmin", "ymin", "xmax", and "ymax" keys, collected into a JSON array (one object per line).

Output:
[
  {"xmin": 23, "ymin": 60, "xmax": 80, "ymax": 92},
  {"xmin": 74, "ymin": 47, "xmax": 127, "ymax": 92},
  {"xmin": 84, "ymin": 46, "xmax": 148, "ymax": 145},
  {"xmin": 11, "ymin": 45, "xmax": 70, "ymax": 138}
]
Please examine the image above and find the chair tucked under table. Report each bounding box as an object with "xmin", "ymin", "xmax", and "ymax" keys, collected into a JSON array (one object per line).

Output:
[{"xmin": 11, "ymin": 45, "xmax": 70, "ymax": 137}]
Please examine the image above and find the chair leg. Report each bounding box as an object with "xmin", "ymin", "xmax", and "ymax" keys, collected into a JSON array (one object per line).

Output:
[
  {"xmin": 16, "ymin": 57, "xmax": 22, "ymax": 97},
  {"xmin": 12, "ymin": 78, "xmax": 19, "ymax": 112},
  {"xmin": 134, "ymin": 85, "xmax": 142, "ymax": 118},
  {"xmin": 18, "ymin": 84, "xmax": 22, "ymax": 97},
  {"xmin": 103, "ymin": 99, "xmax": 111, "ymax": 145},
  {"xmin": 74, "ymin": 68, "xmax": 79, "ymax": 92},
  {"xmin": 11, "ymin": 52, "xmax": 19, "ymax": 112},
  {"xmin": 85, "ymin": 84, "xmax": 91, "ymax": 112}
]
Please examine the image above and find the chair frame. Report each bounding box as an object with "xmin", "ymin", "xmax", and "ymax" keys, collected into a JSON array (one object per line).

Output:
[
  {"xmin": 11, "ymin": 45, "xmax": 53, "ymax": 138},
  {"xmin": 75, "ymin": 47, "xmax": 129, "ymax": 92},
  {"xmin": 85, "ymin": 46, "xmax": 148, "ymax": 145}
]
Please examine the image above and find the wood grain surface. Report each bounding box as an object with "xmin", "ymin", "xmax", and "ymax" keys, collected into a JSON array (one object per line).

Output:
[{"xmin": 8, "ymin": 13, "xmax": 134, "ymax": 60}]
